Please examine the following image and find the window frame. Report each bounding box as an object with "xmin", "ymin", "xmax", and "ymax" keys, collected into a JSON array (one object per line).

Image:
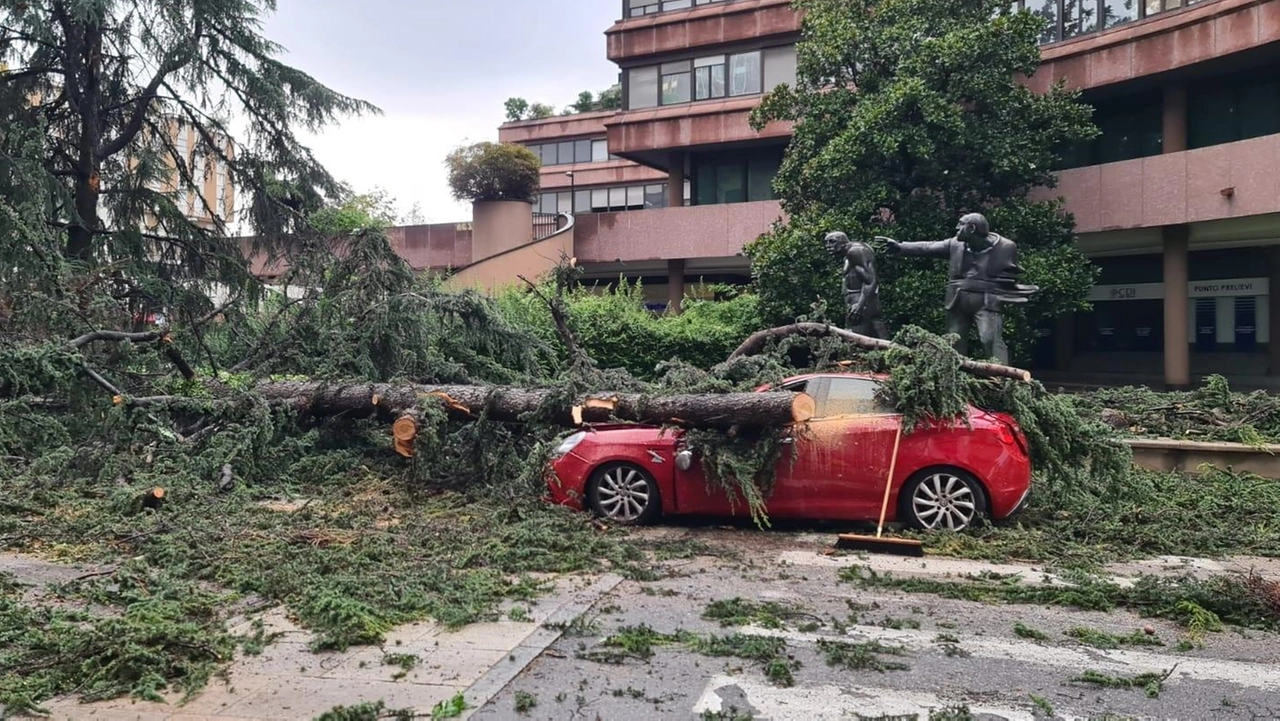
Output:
[
  {"xmin": 626, "ymin": 47, "xmax": 773, "ymax": 109},
  {"xmin": 660, "ymin": 60, "xmax": 693, "ymax": 106}
]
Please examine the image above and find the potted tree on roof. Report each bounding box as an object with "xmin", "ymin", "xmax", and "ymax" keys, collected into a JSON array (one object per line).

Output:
[{"xmin": 446, "ymin": 142, "xmax": 541, "ymax": 262}]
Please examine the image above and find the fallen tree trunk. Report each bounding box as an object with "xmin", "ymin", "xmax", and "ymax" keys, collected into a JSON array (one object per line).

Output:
[
  {"xmin": 132, "ymin": 380, "xmax": 817, "ymax": 431},
  {"xmin": 726, "ymin": 322, "xmax": 1032, "ymax": 383}
]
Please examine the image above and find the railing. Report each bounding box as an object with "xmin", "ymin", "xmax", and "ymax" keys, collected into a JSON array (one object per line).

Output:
[{"xmin": 532, "ymin": 212, "xmax": 568, "ymax": 241}]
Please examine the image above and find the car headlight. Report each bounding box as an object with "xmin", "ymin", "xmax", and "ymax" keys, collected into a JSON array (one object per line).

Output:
[{"xmin": 550, "ymin": 431, "xmax": 587, "ymax": 459}]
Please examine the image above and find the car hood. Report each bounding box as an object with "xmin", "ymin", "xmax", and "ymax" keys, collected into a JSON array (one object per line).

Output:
[{"xmin": 577, "ymin": 424, "xmax": 679, "ymax": 444}]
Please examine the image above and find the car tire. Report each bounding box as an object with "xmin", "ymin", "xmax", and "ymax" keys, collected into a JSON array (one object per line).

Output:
[
  {"xmin": 587, "ymin": 463, "xmax": 661, "ymax": 526},
  {"xmin": 901, "ymin": 468, "xmax": 987, "ymax": 532}
]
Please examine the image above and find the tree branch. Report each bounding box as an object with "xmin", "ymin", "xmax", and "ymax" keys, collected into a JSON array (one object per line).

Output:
[
  {"xmin": 69, "ymin": 330, "xmax": 163, "ymax": 349},
  {"xmin": 96, "ymin": 20, "xmax": 203, "ymax": 162},
  {"xmin": 724, "ymin": 322, "xmax": 1033, "ymax": 382}
]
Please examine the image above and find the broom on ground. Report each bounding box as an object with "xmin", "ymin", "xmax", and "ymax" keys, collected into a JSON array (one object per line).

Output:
[{"xmin": 834, "ymin": 423, "xmax": 924, "ymax": 556}]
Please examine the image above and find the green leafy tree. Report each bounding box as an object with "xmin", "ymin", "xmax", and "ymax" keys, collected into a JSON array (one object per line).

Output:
[
  {"xmin": 0, "ymin": 0, "xmax": 376, "ymax": 331},
  {"xmin": 747, "ymin": 0, "xmax": 1098, "ymax": 362},
  {"xmin": 503, "ymin": 97, "xmax": 530, "ymax": 122},
  {"xmin": 570, "ymin": 91, "xmax": 596, "ymax": 113},
  {"xmin": 527, "ymin": 102, "xmax": 556, "ymax": 119},
  {"xmin": 445, "ymin": 142, "xmax": 541, "ymax": 203},
  {"xmin": 596, "ymin": 84, "xmax": 622, "ymax": 111},
  {"xmin": 308, "ymin": 186, "xmax": 400, "ymax": 236}
]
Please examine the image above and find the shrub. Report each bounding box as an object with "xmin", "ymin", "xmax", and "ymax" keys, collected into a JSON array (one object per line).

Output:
[
  {"xmin": 496, "ymin": 280, "xmax": 762, "ymax": 379},
  {"xmin": 445, "ymin": 142, "xmax": 541, "ymax": 203}
]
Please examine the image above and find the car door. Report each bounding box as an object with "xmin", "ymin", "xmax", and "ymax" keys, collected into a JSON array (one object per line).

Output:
[
  {"xmin": 818, "ymin": 377, "xmax": 904, "ymax": 520},
  {"xmin": 671, "ymin": 378, "xmax": 819, "ymax": 519},
  {"xmin": 762, "ymin": 376, "xmax": 865, "ymax": 519}
]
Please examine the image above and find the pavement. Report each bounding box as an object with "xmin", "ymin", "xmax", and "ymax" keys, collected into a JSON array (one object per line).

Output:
[{"xmin": 7, "ymin": 529, "xmax": 1280, "ymax": 721}]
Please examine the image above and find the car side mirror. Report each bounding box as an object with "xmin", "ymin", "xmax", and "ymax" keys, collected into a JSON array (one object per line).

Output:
[{"xmin": 675, "ymin": 449, "xmax": 694, "ymax": 471}]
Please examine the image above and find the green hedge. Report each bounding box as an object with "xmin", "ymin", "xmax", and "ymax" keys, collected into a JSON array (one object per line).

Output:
[{"xmin": 496, "ymin": 281, "xmax": 761, "ymax": 379}]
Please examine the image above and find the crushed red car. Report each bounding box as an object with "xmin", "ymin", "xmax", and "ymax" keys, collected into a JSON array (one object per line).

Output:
[{"xmin": 545, "ymin": 372, "xmax": 1031, "ymax": 531}]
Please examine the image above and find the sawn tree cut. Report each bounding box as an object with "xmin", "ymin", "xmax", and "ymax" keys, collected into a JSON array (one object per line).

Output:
[{"xmin": 135, "ymin": 380, "xmax": 817, "ymax": 431}]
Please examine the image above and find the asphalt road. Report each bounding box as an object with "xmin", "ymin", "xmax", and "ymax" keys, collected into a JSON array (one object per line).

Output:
[{"xmin": 473, "ymin": 527, "xmax": 1280, "ymax": 721}]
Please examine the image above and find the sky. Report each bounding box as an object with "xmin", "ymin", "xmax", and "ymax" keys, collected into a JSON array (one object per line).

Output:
[{"xmin": 262, "ymin": 0, "xmax": 622, "ymax": 224}]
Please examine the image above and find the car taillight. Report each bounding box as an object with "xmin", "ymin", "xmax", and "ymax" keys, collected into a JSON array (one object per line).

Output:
[{"xmin": 997, "ymin": 420, "xmax": 1029, "ymax": 455}]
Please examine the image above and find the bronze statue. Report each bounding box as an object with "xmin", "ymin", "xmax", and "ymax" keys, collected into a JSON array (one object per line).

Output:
[
  {"xmin": 880, "ymin": 213, "xmax": 1037, "ymax": 364},
  {"xmin": 824, "ymin": 231, "xmax": 887, "ymax": 339}
]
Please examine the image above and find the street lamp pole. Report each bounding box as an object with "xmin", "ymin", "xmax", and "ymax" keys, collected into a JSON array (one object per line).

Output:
[{"xmin": 564, "ymin": 171, "xmax": 575, "ymax": 214}]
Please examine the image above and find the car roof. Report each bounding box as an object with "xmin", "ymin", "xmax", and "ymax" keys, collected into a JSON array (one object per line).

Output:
[{"xmin": 780, "ymin": 371, "xmax": 889, "ymax": 385}]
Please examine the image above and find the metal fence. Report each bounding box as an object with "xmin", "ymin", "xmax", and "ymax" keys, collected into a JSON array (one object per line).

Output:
[{"xmin": 532, "ymin": 212, "xmax": 566, "ymax": 241}]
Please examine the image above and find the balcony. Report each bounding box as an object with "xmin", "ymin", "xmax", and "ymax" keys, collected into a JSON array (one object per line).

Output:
[
  {"xmin": 1036, "ymin": 133, "xmax": 1280, "ymax": 234},
  {"xmin": 607, "ymin": 0, "xmax": 799, "ymax": 62},
  {"xmin": 573, "ymin": 200, "xmax": 782, "ymax": 263}
]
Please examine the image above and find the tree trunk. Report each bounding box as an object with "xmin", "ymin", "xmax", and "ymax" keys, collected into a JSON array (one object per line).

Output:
[
  {"xmin": 236, "ymin": 381, "xmax": 817, "ymax": 430},
  {"xmin": 726, "ymin": 322, "xmax": 1032, "ymax": 383}
]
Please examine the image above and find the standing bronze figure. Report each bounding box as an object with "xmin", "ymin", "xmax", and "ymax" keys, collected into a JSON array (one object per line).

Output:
[
  {"xmin": 824, "ymin": 231, "xmax": 887, "ymax": 339},
  {"xmin": 880, "ymin": 213, "xmax": 1037, "ymax": 364}
]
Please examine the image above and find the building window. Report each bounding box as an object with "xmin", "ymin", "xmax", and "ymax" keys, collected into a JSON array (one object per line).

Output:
[
  {"xmin": 1188, "ymin": 66, "xmax": 1280, "ymax": 150},
  {"xmin": 1055, "ymin": 92, "xmax": 1162, "ymax": 169},
  {"xmin": 542, "ymin": 182, "xmax": 677, "ymax": 213},
  {"xmin": 525, "ymin": 138, "xmax": 611, "ymax": 166},
  {"xmin": 1101, "ymin": 0, "xmax": 1136, "ymax": 27},
  {"xmin": 626, "ymin": 0, "xmax": 725, "ymax": 17},
  {"xmin": 692, "ymin": 146, "xmax": 783, "ymax": 205},
  {"xmin": 627, "ymin": 0, "xmax": 659, "ymax": 16},
  {"xmin": 628, "ymin": 66, "xmax": 659, "ymax": 109},
  {"xmin": 1063, "ymin": 0, "xmax": 1099, "ymax": 37},
  {"xmin": 661, "ymin": 60, "xmax": 692, "ymax": 105},
  {"xmin": 1023, "ymin": 0, "xmax": 1060, "ymax": 44},
  {"xmin": 695, "ymin": 56, "xmax": 727, "ymax": 100},
  {"xmin": 626, "ymin": 47, "xmax": 785, "ymax": 109},
  {"xmin": 728, "ymin": 51, "xmax": 762, "ymax": 96},
  {"xmin": 763, "ymin": 46, "xmax": 797, "ymax": 91},
  {"xmin": 1011, "ymin": 0, "xmax": 1195, "ymax": 44},
  {"xmin": 644, "ymin": 184, "xmax": 665, "ymax": 208}
]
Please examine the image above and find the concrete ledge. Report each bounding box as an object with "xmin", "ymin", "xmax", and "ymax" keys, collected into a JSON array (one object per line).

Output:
[{"xmin": 1124, "ymin": 437, "xmax": 1280, "ymax": 477}]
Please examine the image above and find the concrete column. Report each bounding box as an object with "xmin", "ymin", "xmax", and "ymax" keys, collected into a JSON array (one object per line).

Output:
[
  {"xmin": 1268, "ymin": 247, "xmax": 1280, "ymax": 375},
  {"xmin": 667, "ymin": 259, "xmax": 685, "ymax": 315},
  {"xmin": 667, "ymin": 152, "xmax": 685, "ymax": 208},
  {"xmin": 1163, "ymin": 225, "xmax": 1191, "ymax": 389},
  {"xmin": 1162, "ymin": 85, "xmax": 1187, "ymax": 154}
]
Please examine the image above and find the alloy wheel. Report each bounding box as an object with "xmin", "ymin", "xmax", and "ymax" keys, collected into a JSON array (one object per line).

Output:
[
  {"xmin": 595, "ymin": 465, "xmax": 652, "ymax": 523},
  {"xmin": 911, "ymin": 472, "xmax": 978, "ymax": 530}
]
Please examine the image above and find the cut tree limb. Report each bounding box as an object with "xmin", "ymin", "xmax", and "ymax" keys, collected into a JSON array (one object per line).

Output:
[
  {"xmin": 166, "ymin": 380, "xmax": 818, "ymax": 431},
  {"xmin": 726, "ymin": 322, "xmax": 1032, "ymax": 382}
]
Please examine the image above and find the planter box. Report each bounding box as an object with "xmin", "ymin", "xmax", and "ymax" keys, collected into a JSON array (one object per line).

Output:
[{"xmin": 1124, "ymin": 437, "xmax": 1280, "ymax": 478}]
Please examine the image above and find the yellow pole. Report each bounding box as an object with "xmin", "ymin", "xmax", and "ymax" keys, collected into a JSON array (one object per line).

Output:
[{"xmin": 875, "ymin": 421, "xmax": 904, "ymax": 539}]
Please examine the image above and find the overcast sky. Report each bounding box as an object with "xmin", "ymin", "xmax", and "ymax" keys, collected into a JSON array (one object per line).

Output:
[{"xmin": 262, "ymin": 0, "xmax": 622, "ymax": 223}]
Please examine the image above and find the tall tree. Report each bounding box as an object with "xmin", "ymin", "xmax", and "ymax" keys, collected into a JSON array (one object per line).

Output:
[
  {"xmin": 748, "ymin": 0, "xmax": 1098, "ymax": 362},
  {"xmin": 0, "ymin": 0, "xmax": 376, "ymax": 330}
]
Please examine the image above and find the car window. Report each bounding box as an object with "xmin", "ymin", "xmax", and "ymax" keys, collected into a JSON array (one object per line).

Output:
[
  {"xmin": 780, "ymin": 380, "xmax": 807, "ymax": 393},
  {"xmin": 818, "ymin": 377, "xmax": 889, "ymax": 417}
]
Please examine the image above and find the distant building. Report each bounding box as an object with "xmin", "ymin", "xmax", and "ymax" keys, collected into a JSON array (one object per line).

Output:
[{"xmin": 145, "ymin": 118, "xmax": 237, "ymax": 232}]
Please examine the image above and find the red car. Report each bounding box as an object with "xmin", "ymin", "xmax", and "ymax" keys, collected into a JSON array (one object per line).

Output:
[{"xmin": 545, "ymin": 372, "xmax": 1031, "ymax": 531}]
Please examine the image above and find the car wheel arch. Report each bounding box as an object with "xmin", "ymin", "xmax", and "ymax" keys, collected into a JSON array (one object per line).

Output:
[
  {"xmin": 587, "ymin": 461, "xmax": 663, "ymax": 525},
  {"xmin": 897, "ymin": 465, "xmax": 991, "ymax": 526}
]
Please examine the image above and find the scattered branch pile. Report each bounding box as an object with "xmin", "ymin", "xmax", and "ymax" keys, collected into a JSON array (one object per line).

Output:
[
  {"xmin": 4, "ymin": 232, "xmax": 1279, "ymax": 713},
  {"xmin": 1067, "ymin": 375, "xmax": 1280, "ymax": 446}
]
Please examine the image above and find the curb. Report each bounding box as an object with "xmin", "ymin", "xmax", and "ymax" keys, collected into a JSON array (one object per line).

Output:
[{"xmin": 459, "ymin": 573, "xmax": 624, "ymax": 718}]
